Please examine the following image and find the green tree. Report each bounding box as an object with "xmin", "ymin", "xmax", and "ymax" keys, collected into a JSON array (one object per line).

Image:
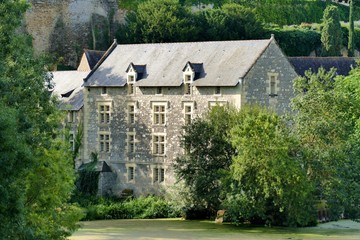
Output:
[
  {"xmin": 292, "ymin": 67, "xmax": 360, "ymax": 219},
  {"xmin": 321, "ymin": 5, "xmax": 342, "ymax": 56},
  {"xmin": 0, "ymin": 1, "xmax": 82, "ymax": 238},
  {"xmin": 173, "ymin": 106, "xmax": 236, "ymax": 214},
  {"xmin": 224, "ymin": 106, "xmax": 316, "ymax": 226},
  {"xmin": 117, "ymin": 0, "xmax": 197, "ymax": 43},
  {"xmin": 348, "ymin": 0, "xmax": 355, "ymax": 57}
]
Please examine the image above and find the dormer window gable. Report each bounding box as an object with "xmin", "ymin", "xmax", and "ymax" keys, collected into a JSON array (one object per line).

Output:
[
  {"xmin": 182, "ymin": 61, "xmax": 203, "ymax": 82},
  {"xmin": 126, "ymin": 62, "xmax": 146, "ymax": 81}
]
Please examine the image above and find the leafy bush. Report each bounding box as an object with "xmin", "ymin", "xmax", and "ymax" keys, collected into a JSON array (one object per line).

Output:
[
  {"xmin": 268, "ymin": 26, "xmax": 321, "ymax": 56},
  {"xmin": 82, "ymin": 196, "xmax": 181, "ymax": 221}
]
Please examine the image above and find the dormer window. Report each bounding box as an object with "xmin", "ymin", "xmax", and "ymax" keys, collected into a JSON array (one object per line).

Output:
[
  {"xmin": 128, "ymin": 75, "xmax": 135, "ymax": 95},
  {"xmin": 126, "ymin": 63, "xmax": 146, "ymax": 96},
  {"xmin": 182, "ymin": 61, "xmax": 203, "ymax": 96}
]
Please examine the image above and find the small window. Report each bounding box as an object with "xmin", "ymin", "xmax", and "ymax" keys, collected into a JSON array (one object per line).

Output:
[
  {"xmin": 153, "ymin": 135, "xmax": 165, "ymax": 155},
  {"xmin": 270, "ymin": 76, "xmax": 276, "ymax": 95},
  {"xmin": 99, "ymin": 133, "xmax": 110, "ymax": 152},
  {"xmin": 268, "ymin": 73, "xmax": 279, "ymax": 97},
  {"xmin": 184, "ymin": 105, "xmax": 192, "ymax": 125},
  {"xmin": 128, "ymin": 83, "xmax": 134, "ymax": 95},
  {"xmin": 101, "ymin": 87, "xmax": 107, "ymax": 95},
  {"xmin": 128, "ymin": 75, "xmax": 135, "ymax": 83},
  {"xmin": 184, "ymin": 83, "xmax": 191, "ymax": 95},
  {"xmin": 128, "ymin": 166, "xmax": 135, "ymax": 181},
  {"xmin": 128, "ymin": 104, "xmax": 135, "ymax": 124},
  {"xmin": 128, "ymin": 134, "xmax": 135, "ymax": 153},
  {"xmin": 67, "ymin": 111, "xmax": 76, "ymax": 123},
  {"xmin": 69, "ymin": 133, "xmax": 75, "ymax": 151},
  {"xmin": 214, "ymin": 86, "xmax": 221, "ymax": 95},
  {"xmin": 128, "ymin": 75, "xmax": 135, "ymax": 95},
  {"xmin": 156, "ymin": 87, "xmax": 163, "ymax": 95},
  {"xmin": 185, "ymin": 75, "xmax": 191, "ymax": 82},
  {"xmin": 153, "ymin": 167, "xmax": 165, "ymax": 183}
]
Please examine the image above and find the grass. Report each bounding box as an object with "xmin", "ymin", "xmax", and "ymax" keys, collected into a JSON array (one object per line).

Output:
[{"xmin": 69, "ymin": 219, "xmax": 360, "ymax": 240}]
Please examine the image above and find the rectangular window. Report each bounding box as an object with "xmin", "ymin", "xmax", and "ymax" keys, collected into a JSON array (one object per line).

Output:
[
  {"xmin": 67, "ymin": 111, "xmax": 76, "ymax": 123},
  {"xmin": 154, "ymin": 168, "xmax": 159, "ymax": 182},
  {"xmin": 128, "ymin": 105, "xmax": 135, "ymax": 124},
  {"xmin": 153, "ymin": 105, "xmax": 166, "ymax": 125},
  {"xmin": 184, "ymin": 105, "xmax": 192, "ymax": 125},
  {"xmin": 160, "ymin": 168, "xmax": 165, "ymax": 182},
  {"xmin": 128, "ymin": 166, "xmax": 135, "ymax": 181},
  {"xmin": 153, "ymin": 167, "xmax": 165, "ymax": 183},
  {"xmin": 101, "ymin": 87, "xmax": 107, "ymax": 95},
  {"xmin": 184, "ymin": 83, "xmax": 191, "ymax": 95},
  {"xmin": 128, "ymin": 134, "xmax": 135, "ymax": 153},
  {"xmin": 156, "ymin": 87, "xmax": 162, "ymax": 95},
  {"xmin": 215, "ymin": 86, "xmax": 221, "ymax": 95},
  {"xmin": 270, "ymin": 76, "xmax": 276, "ymax": 95},
  {"xmin": 99, "ymin": 133, "xmax": 110, "ymax": 152},
  {"xmin": 128, "ymin": 83, "xmax": 134, "ymax": 95},
  {"xmin": 128, "ymin": 75, "xmax": 135, "ymax": 95},
  {"xmin": 99, "ymin": 104, "xmax": 111, "ymax": 124},
  {"xmin": 153, "ymin": 135, "xmax": 165, "ymax": 155},
  {"xmin": 69, "ymin": 133, "xmax": 75, "ymax": 151}
]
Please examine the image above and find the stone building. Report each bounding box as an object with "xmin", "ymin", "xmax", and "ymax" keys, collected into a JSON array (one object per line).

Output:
[{"xmin": 77, "ymin": 36, "xmax": 298, "ymax": 196}]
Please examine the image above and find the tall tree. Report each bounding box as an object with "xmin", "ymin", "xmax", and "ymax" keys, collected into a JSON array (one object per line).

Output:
[
  {"xmin": 174, "ymin": 106, "xmax": 236, "ymax": 214},
  {"xmin": 348, "ymin": 0, "xmax": 355, "ymax": 57},
  {"xmin": 224, "ymin": 106, "xmax": 316, "ymax": 227},
  {"xmin": 118, "ymin": 0, "xmax": 197, "ymax": 43},
  {"xmin": 321, "ymin": 5, "xmax": 342, "ymax": 56},
  {"xmin": 0, "ymin": 1, "xmax": 82, "ymax": 238},
  {"xmin": 292, "ymin": 67, "xmax": 360, "ymax": 219}
]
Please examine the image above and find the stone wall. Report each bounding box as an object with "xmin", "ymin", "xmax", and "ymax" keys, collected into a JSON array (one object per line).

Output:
[
  {"xmin": 82, "ymin": 84, "xmax": 242, "ymax": 196},
  {"xmin": 24, "ymin": 0, "xmax": 125, "ymax": 67}
]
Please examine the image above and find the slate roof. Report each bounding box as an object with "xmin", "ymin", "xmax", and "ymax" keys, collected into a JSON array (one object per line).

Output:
[
  {"xmin": 51, "ymin": 71, "xmax": 88, "ymax": 111},
  {"xmin": 84, "ymin": 38, "xmax": 273, "ymax": 87},
  {"xmin": 84, "ymin": 50, "xmax": 105, "ymax": 70},
  {"xmin": 288, "ymin": 57, "xmax": 357, "ymax": 77}
]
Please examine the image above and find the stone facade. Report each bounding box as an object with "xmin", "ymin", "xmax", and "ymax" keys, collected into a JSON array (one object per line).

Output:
[
  {"xmin": 25, "ymin": 0, "xmax": 125, "ymax": 66},
  {"xmin": 78, "ymin": 37, "xmax": 298, "ymax": 197}
]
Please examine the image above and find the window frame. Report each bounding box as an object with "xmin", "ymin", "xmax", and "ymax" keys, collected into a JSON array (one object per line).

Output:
[
  {"xmin": 153, "ymin": 103, "xmax": 166, "ymax": 125},
  {"xmin": 152, "ymin": 134, "xmax": 165, "ymax": 155},
  {"xmin": 98, "ymin": 102, "xmax": 111, "ymax": 125},
  {"xmin": 153, "ymin": 167, "xmax": 165, "ymax": 183},
  {"xmin": 127, "ymin": 132, "xmax": 136, "ymax": 153},
  {"xmin": 127, "ymin": 75, "xmax": 135, "ymax": 95},
  {"xmin": 184, "ymin": 103, "xmax": 193, "ymax": 125},
  {"xmin": 99, "ymin": 132, "xmax": 111, "ymax": 153},
  {"xmin": 127, "ymin": 103, "xmax": 136, "ymax": 124}
]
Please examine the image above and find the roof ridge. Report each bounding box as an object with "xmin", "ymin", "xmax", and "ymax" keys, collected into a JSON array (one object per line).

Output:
[{"xmin": 117, "ymin": 38, "xmax": 271, "ymax": 46}]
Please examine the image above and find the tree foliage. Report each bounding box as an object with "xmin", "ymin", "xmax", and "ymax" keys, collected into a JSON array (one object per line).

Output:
[
  {"xmin": 0, "ymin": 1, "xmax": 82, "ymax": 239},
  {"xmin": 223, "ymin": 106, "xmax": 316, "ymax": 227},
  {"xmin": 116, "ymin": 1, "xmax": 264, "ymax": 43},
  {"xmin": 292, "ymin": 66, "xmax": 360, "ymax": 219},
  {"xmin": 321, "ymin": 5, "xmax": 342, "ymax": 56},
  {"xmin": 174, "ymin": 106, "xmax": 236, "ymax": 213}
]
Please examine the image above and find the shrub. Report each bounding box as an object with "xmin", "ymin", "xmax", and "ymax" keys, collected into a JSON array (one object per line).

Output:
[
  {"xmin": 81, "ymin": 196, "xmax": 181, "ymax": 221},
  {"xmin": 268, "ymin": 26, "xmax": 321, "ymax": 56}
]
